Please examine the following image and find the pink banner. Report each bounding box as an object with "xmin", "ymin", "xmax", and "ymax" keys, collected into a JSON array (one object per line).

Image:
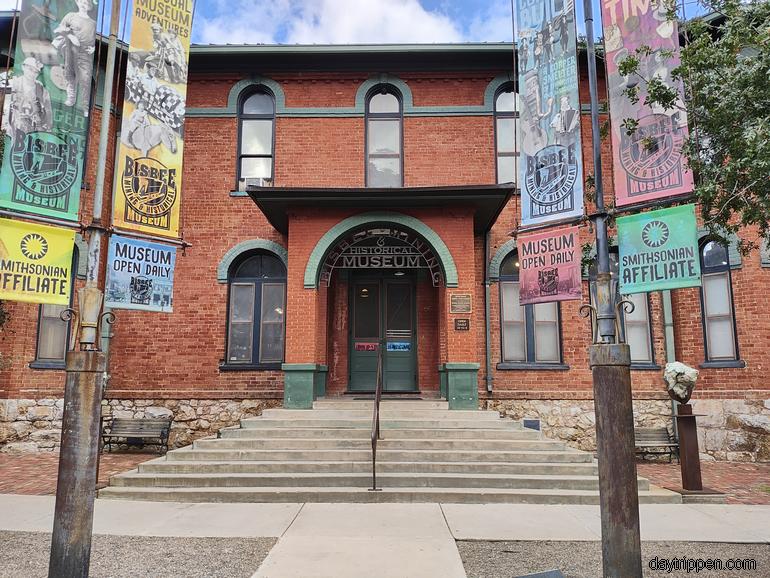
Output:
[
  {"xmin": 518, "ymin": 226, "xmax": 582, "ymax": 305},
  {"xmin": 601, "ymin": 0, "xmax": 694, "ymax": 206}
]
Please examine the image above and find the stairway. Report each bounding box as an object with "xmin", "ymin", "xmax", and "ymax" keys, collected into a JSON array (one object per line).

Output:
[{"xmin": 99, "ymin": 399, "xmax": 681, "ymax": 504}]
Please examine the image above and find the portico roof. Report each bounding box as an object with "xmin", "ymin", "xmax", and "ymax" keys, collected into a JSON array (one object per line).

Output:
[{"xmin": 246, "ymin": 184, "xmax": 514, "ymax": 235}]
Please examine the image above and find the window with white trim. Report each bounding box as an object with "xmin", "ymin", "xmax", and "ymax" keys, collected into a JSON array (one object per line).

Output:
[
  {"xmin": 700, "ymin": 239, "xmax": 739, "ymax": 361},
  {"xmin": 494, "ymin": 84, "xmax": 519, "ymax": 185},
  {"xmin": 237, "ymin": 89, "xmax": 275, "ymax": 191},
  {"xmin": 366, "ymin": 86, "xmax": 403, "ymax": 187}
]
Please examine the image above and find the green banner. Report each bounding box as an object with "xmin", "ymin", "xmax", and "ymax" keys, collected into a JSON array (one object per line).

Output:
[
  {"xmin": 618, "ymin": 204, "xmax": 701, "ymax": 294},
  {"xmin": 0, "ymin": 0, "xmax": 98, "ymax": 221}
]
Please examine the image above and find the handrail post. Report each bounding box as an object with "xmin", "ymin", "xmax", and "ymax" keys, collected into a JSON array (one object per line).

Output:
[{"xmin": 369, "ymin": 348, "xmax": 383, "ymax": 491}]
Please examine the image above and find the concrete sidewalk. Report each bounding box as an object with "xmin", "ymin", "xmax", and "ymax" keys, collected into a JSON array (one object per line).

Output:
[{"xmin": 1, "ymin": 495, "xmax": 768, "ymax": 578}]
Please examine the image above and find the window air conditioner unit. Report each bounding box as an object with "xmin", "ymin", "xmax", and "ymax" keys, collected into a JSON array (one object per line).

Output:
[{"xmin": 239, "ymin": 177, "xmax": 273, "ymax": 191}]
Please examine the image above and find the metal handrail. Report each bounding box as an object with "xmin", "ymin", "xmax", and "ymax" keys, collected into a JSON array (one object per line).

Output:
[{"xmin": 369, "ymin": 349, "xmax": 384, "ymax": 492}]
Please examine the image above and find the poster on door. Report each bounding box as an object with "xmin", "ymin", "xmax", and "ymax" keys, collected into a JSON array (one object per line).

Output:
[{"xmin": 518, "ymin": 226, "xmax": 582, "ymax": 305}]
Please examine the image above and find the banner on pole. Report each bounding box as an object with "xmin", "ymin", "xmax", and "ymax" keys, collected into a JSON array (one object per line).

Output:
[
  {"xmin": 0, "ymin": 218, "xmax": 75, "ymax": 304},
  {"xmin": 0, "ymin": 0, "xmax": 99, "ymax": 221},
  {"xmin": 601, "ymin": 0, "xmax": 694, "ymax": 206},
  {"xmin": 112, "ymin": 0, "xmax": 193, "ymax": 239},
  {"xmin": 105, "ymin": 235, "xmax": 175, "ymax": 312},
  {"xmin": 516, "ymin": 0, "xmax": 584, "ymax": 226},
  {"xmin": 618, "ymin": 204, "xmax": 700, "ymax": 294},
  {"xmin": 518, "ymin": 226, "xmax": 582, "ymax": 304}
]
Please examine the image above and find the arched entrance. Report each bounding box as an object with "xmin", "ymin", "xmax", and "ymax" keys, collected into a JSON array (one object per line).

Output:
[{"xmin": 304, "ymin": 213, "xmax": 458, "ymax": 395}]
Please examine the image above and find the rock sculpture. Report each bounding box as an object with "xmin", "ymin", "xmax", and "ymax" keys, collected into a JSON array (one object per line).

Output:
[{"xmin": 664, "ymin": 361, "xmax": 699, "ymax": 404}]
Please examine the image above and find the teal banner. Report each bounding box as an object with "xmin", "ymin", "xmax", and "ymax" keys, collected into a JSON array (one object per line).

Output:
[
  {"xmin": 618, "ymin": 204, "xmax": 701, "ymax": 294},
  {"xmin": 0, "ymin": 0, "xmax": 98, "ymax": 221}
]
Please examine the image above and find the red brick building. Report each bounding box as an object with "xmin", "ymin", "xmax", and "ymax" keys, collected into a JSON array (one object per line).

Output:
[{"xmin": 1, "ymin": 32, "xmax": 768, "ymax": 460}]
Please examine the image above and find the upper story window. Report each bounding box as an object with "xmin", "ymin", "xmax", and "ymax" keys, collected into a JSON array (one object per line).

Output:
[
  {"xmin": 699, "ymin": 239, "xmax": 739, "ymax": 362},
  {"xmin": 366, "ymin": 86, "xmax": 403, "ymax": 187},
  {"xmin": 589, "ymin": 251, "xmax": 654, "ymax": 366},
  {"xmin": 499, "ymin": 250, "xmax": 561, "ymax": 365},
  {"xmin": 237, "ymin": 89, "xmax": 275, "ymax": 191},
  {"xmin": 494, "ymin": 85, "xmax": 519, "ymax": 185},
  {"xmin": 226, "ymin": 251, "xmax": 286, "ymax": 368}
]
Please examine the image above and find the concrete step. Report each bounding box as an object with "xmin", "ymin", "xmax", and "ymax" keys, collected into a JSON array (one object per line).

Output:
[
  {"xmin": 314, "ymin": 399, "xmax": 448, "ymax": 410},
  {"xmin": 164, "ymin": 448, "xmax": 594, "ymax": 463},
  {"xmin": 220, "ymin": 427, "xmax": 540, "ymax": 440},
  {"xmin": 192, "ymin": 437, "xmax": 566, "ymax": 452},
  {"xmin": 98, "ymin": 485, "xmax": 681, "ymax": 505},
  {"xmin": 260, "ymin": 408, "xmax": 502, "ymax": 420},
  {"xmin": 109, "ymin": 472, "xmax": 649, "ymax": 491},
  {"xmin": 138, "ymin": 460, "xmax": 600, "ymax": 477},
  {"xmin": 239, "ymin": 418, "xmax": 520, "ymax": 430}
]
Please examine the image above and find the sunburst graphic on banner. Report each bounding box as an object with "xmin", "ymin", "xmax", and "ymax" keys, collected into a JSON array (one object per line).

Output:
[
  {"xmin": 20, "ymin": 233, "xmax": 48, "ymax": 260},
  {"xmin": 641, "ymin": 221, "xmax": 670, "ymax": 248}
]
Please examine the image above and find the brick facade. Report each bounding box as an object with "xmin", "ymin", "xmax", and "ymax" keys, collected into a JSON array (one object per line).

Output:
[{"xmin": 1, "ymin": 45, "xmax": 768, "ymax": 459}]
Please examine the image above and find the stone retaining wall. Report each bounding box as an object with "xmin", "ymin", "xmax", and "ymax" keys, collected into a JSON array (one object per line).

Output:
[
  {"xmin": 0, "ymin": 398, "xmax": 281, "ymax": 452},
  {"xmin": 486, "ymin": 398, "xmax": 770, "ymax": 462}
]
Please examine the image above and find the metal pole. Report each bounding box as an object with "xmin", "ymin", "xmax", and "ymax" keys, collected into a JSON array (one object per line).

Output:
[
  {"xmin": 48, "ymin": 1, "xmax": 121, "ymax": 576},
  {"xmin": 582, "ymin": 0, "xmax": 643, "ymax": 575}
]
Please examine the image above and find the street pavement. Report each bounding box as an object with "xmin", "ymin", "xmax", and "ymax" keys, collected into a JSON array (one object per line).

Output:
[{"xmin": 0, "ymin": 495, "xmax": 768, "ymax": 577}]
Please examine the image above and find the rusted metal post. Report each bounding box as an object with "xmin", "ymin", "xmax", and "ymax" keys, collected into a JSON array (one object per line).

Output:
[
  {"xmin": 582, "ymin": 0, "xmax": 643, "ymax": 573},
  {"xmin": 48, "ymin": 351, "xmax": 107, "ymax": 578},
  {"xmin": 675, "ymin": 404, "xmax": 703, "ymax": 490},
  {"xmin": 590, "ymin": 344, "xmax": 643, "ymax": 577}
]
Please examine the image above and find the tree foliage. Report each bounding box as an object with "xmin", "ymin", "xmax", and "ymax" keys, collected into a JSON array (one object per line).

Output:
[{"xmin": 618, "ymin": 0, "xmax": 770, "ymax": 251}]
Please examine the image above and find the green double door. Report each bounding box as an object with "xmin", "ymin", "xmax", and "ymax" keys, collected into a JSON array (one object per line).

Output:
[{"xmin": 349, "ymin": 273, "xmax": 417, "ymax": 392}]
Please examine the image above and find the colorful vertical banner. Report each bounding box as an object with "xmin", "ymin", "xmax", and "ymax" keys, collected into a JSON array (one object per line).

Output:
[
  {"xmin": 516, "ymin": 0, "xmax": 584, "ymax": 226},
  {"xmin": 105, "ymin": 235, "xmax": 175, "ymax": 312},
  {"xmin": 601, "ymin": 0, "xmax": 694, "ymax": 206},
  {"xmin": 618, "ymin": 204, "xmax": 700, "ymax": 294},
  {"xmin": 112, "ymin": 0, "xmax": 193, "ymax": 239},
  {"xmin": 518, "ymin": 226, "xmax": 582, "ymax": 304},
  {"xmin": 0, "ymin": 0, "xmax": 98, "ymax": 221},
  {"xmin": 0, "ymin": 218, "xmax": 74, "ymax": 304}
]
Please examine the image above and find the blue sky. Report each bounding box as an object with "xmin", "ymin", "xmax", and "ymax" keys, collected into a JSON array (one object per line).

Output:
[{"xmin": 0, "ymin": 0, "xmax": 707, "ymax": 45}]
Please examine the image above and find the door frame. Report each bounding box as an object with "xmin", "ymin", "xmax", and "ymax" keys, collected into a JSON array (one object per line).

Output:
[{"xmin": 347, "ymin": 270, "xmax": 418, "ymax": 393}]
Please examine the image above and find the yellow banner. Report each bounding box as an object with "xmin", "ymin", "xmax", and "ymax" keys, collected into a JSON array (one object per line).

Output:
[
  {"xmin": 0, "ymin": 218, "xmax": 75, "ymax": 305},
  {"xmin": 112, "ymin": 0, "xmax": 193, "ymax": 238}
]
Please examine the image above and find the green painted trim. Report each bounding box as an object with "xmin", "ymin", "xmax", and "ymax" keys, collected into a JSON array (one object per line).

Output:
[
  {"xmin": 303, "ymin": 211, "xmax": 459, "ymax": 289},
  {"xmin": 190, "ymin": 42, "xmax": 516, "ymax": 56},
  {"xmin": 483, "ymin": 73, "xmax": 516, "ymax": 110},
  {"xmin": 488, "ymin": 238, "xmax": 517, "ymax": 282},
  {"xmin": 444, "ymin": 362, "xmax": 480, "ymax": 369},
  {"xmin": 228, "ymin": 76, "xmax": 287, "ymax": 112},
  {"xmin": 282, "ymin": 363, "xmax": 322, "ymax": 371},
  {"xmin": 355, "ymin": 75, "xmax": 414, "ymax": 110},
  {"xmin": 74, "ymin": 233, "xmax": 88, "ymax": 279},
  {"xmin": 698, "ymin": 228, "xmax": 742, "ymax": 269},
  {"xmin": 445, "ymin": 362, "xmax": 479, "ymax": 409},
  {"xmin": 217, "ymin": 239, "xmax": 288, "ymax": 283},
  {"xmin": 282, "ymin": 363, "xmax": 319, "ymax": 409}
]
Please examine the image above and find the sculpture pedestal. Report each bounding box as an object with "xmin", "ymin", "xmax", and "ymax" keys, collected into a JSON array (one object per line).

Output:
[{"xmin": 674, "ymin": 403, "xmax": 704, "ymax": 491}]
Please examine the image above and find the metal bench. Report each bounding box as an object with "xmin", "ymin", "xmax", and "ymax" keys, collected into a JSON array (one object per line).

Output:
[
  {"xmin": 101, "ymin": 418, "xmax": 171, "ymax": 454},
  {"xmin": 634, "ymin": 427, "xmax": 679, "ymax": 463}
]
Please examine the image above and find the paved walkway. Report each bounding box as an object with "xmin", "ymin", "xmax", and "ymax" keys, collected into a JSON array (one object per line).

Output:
[{"xmin": 1, "ymin": 495, "xmax": 768, "ymax": 578}]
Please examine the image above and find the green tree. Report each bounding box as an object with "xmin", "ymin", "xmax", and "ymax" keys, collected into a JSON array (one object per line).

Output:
[{"xmin": 618, "ymin": 0, "xmax": 770, "ymax": 250}]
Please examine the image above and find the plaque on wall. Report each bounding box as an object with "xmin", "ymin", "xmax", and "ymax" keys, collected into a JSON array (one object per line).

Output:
[
  {"xmin": 450, "ymin": 293, "xmax": 472, "ymax": 314},
  {"xmin": 454, "ymin": 319, "xmax": 470, "ymax": 331}
]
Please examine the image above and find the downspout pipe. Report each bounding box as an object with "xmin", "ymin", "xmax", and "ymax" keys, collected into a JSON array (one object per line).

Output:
[
  {"xmin": 484, "ymin": 230, "xmax": 493, "ymax": 393},
  {"xmin": 662, "ymin": 290, "xmax": 678, "ymax": 440}
]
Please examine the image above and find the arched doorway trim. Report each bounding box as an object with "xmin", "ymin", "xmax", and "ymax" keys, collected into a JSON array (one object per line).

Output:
[{"xmin": 303, "ymin": 211, "xmax": 458, "ymax": 288}]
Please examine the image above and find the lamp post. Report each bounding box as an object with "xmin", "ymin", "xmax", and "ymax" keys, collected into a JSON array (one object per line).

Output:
[
  {"xmin": 48, "ymin": 0, "xmax": 121, "ymax": 576},
  {"xmin": 581, "ymin": 0, "xmax": 643, "ymax": 575}
]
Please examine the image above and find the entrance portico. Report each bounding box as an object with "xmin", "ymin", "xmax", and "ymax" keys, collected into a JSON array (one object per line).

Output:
[{"xmin": 246, "ymin": 185, "xmax": 513, "ymax": 409}]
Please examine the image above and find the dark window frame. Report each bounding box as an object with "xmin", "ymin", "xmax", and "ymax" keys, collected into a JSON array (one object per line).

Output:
[
  {"xmin": 236, "ymin": 87, "xmax": 276, "ymax": 191},
  {"xmin": 365, "ymin": 85, "xmax": 404, "ymax": 188},
  {"xmin": 698, "ymin": 238, "xmax": 742, "ymax": 365},
  {"xmin": 30, "ymin": 248, "xmax": 78, "ymax": 370},
  {"xmin": 221, "ymin": 251, "xmax": 287, "ymax": 371},
  {"xmin": 493, "ymin": 83, "xmax": 520, "ymax": 186},
  {"xmin": 497, "ymin": 250, "xmax": 567, "ymax": 370}
]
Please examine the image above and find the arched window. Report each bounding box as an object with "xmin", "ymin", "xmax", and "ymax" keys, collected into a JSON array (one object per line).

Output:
[
  {"xmin": 237, "ymin": 88, "xmax": 275, "ymax": 191},
  {"xmin": 226, "ymin": 252, "xmax": 286, "ymax": 367},
  {"xmin": 494, "ymin": 84, "xmax": 519, "ymax": 185},
  {"xmin": 588, "ymin": 250, "xmax": 654, "ymax": 365},
  {"xmin": 699, "ymin": 239, "xmax": 739, "ymax": 362},
  {"xmin": 499, "ymin": 250, "xmax": 561, "ymax": 365},
  {"xmin": 366, "ymin": 85, "xmax": 403, "ymax": 187},
  {"xmin": 32, "ymin": 247, "xmax": 78, "ymax": 369}
]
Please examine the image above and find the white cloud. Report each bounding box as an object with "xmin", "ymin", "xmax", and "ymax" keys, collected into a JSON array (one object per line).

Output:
[
  {"xmin": 193, "ymin": 0, "xmax": 481, "ymax": 45},
  {"xmin": 0, "ymin": 0, "xmax": 19, "ymax": 10},
  {"xmin": 466, "ymin": 0, "xmax": 514, "ymax": 42}
]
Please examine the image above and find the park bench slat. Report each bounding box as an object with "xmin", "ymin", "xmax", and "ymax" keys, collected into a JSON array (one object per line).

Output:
[
  {"xmin": 101, "ymin": 417, "xmax": 171, "ymax": 455},
  {"xmin": 634, "ymin": 427, "xmax": 679, "ymax": 463}
]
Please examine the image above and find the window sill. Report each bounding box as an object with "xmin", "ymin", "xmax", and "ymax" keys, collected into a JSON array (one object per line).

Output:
[
  {"xmin": 229, "ymin": 190, "xmax": 249, "ymax": 197},
  {"xmin": 496, "ymin": 362, "xmax": 570, "ymax": 371},
  {"xmin": 29, "ymin": 360, "xmax": 65, "ymax": 370},
  {"xmin": 219, "ymin": 362, "xmax": 282, "ymax": 372},
  {"xmin": 699, "ymin": 360, "xmax": 746, "ymax": 369},
  {"xmin": 630, "ymin": 363, "xmax": 662, "ymax": 371}
]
